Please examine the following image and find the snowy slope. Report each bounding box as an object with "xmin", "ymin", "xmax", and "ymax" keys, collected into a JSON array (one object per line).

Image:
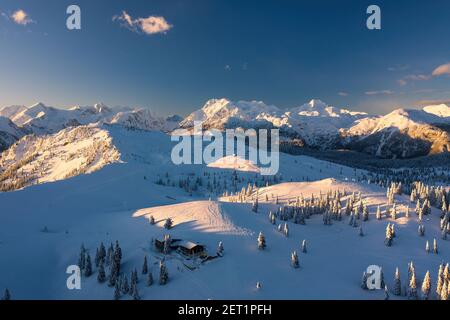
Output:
[
  {"xmin": 0, "ymin": 127, "xmax": 448, "ymax": 299},
  {"xmin": 0, "ymin": 125, "xmax": 120, "ymax": 191}
]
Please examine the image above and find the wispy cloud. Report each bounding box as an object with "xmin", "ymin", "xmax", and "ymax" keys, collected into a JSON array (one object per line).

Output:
[
  {"xmin": 414, "ymin": 98, "xmax": 450, "ymax": 106},
  {"xmin": 365, "ymin": 90, "xmax": 395, "ymax": 96},
  {"xmin": 113, "ymin": 11, "xmax": 172, "ymax": 35},
  {"xmin": 11, "ymin": 9, "xmax": 34, "ymax": 26},
  {"xmin": 224, "ymin": 65, "xmax": 231, "ymax": 71},
  {"xmin": 432, "ymin": 62, "xmax": 450, "ymax": 77},
  {"xmin": 398, "ymin": 62, "xmax": 450, "ymax": 85},
  {"xmin": 338, "ymin": 92, "xmax": 349, "ymax": 97}
]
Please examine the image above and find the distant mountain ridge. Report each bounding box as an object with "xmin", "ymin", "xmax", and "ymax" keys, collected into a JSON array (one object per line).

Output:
[{"xmin": 1, "ymin": 99, "xmax": 450, "ymax": 159}]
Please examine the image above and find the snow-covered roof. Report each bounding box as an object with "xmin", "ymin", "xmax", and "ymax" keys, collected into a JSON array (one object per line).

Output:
[{"xmin": 177, "ymin": 241, "xmax": 203, "ymax": 250}]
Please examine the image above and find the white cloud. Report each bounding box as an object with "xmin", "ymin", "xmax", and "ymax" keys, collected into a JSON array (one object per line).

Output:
[
  {"xmin": 11, "ymin": 9, "xmax": 34, "ymax": 26},
  {"xmin": 113, "ymin": 11, "xmax": 172, "ymax": 35},
  {"xmin": 365, "ymin": 90, "xmax": 394, "ymax": 96},
  {"xmin": 432, "ymin": 62, "xmax": 450, "ymax": 77},
  {"xmin": 338, "ymin": 92, "xmax": 349, "ymax": 97},
  {"xmin": 224, "ymin": 65, "xmax": 231, "ymax": 71}
]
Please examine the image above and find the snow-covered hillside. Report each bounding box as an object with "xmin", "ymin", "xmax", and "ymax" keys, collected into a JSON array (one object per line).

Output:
[
  {"xmin": 0, "ymin": 125, "xmax": 120, "ymax": 191},
  {"xmin": 0, "ymin": 127, "xmax": 448, "ymax": 300}
]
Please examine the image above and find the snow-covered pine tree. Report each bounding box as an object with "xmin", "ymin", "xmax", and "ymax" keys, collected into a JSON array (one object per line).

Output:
[
  {"xmin": 440, "ymin": 281, "xmax": 449, "ymax": 300},
  {"xmin": 121, "ymin": 275, "xmax": 130, "ymax": 294},
  {"xmin": 164, "ymin": 218, "xmax": 173, "ymax": 230},
  {"xmin": 384, "ymin": 285, "xmax": 390, "ymax": 300},
  {"xmin": 114, "ymin": 281, "xmax": 121, "ymax": 300},
  {"xmin": 147, "ymin": 272, "xmax": 153, "ymax": 286},
  {"xmin": 418, "ymin": 224, "xmax": 425, "ymax": 237},
  {"xmin": 114, "ymin": 240, "xmax": 122, "ymax": 275},
  {"xmin": 408, "ymin": 272, "xmax": 418, "ymax": 300},
  {"xmin": 97, "ymin": 260, "xmax": 106, "ymax": 283},
  {"xmin": 433, "ymin": 239, "xmax": 438, "ymax": 254},
  {"xmin": 84, "ymin": 254, "xmax": 92, "ymax": 277},
  {"xmin": 217, "ymin": 241, "xmax": 224, "ymax": 256},
  {"xmin": 421, "ymin": 271, "xmax": 431, "ymax": 300},
  {"xmin": 361, "ymin": 272, "xmax": 368, "ymax": 290},
  {"xmin": 291, "ymin": 251, "xmax": 299, "ymax": 268},
  {"xmin": 252, "ymin": 198, "xmax": 258, "ymax": 213},
  {"xmin": 256, "ymin": 282, "xmax": 261, "ymax": 290},
  {"xmin": 385, "ymin": 223, "xmax": 393, "ymax": 246},
  {"xmin": 142, "ymin": 256, "xmax": 148, "ymax": 275},
  {"xmin": 99, "ymin": 242, "xmax": 106, "ymax": 264},
  {"xmin": 301, "ymin": 240, "xmax": 307, "ymax": 253},
  {"xmin": 2, "ymin": 288, "xmax": 10, "ymax": 300},
  {"xmin": 149, "ymin": 215, "xmax": 155, "ymax": 225},
  {"xmin": 283, "ymin": 223, "xmax": 289, "ymax": 237},
  {"xmin": 106, "ymin": 243, "xmax": 113, "ymax": 266},
  {"xmin": 362, "ymin": 204, "xmax": 369, "ymax": 221},
  {"xmin": 132, "ymin": 284, "xmax": 141, "ymax": 300},
  {"xmin": 95, "ymin": 248, "xmax": 100, "ymax": 268},
  {"xmin": 436, "ymin": 264, "xmax": 444, "ymax": 298},
  {"xmin": 393, "ymin": 268, "xmax": 401, "ymax": 296},
  {"xmin": 257, "ymin": 232, "xmax": 266, "ymax": 250},
  {"xmin": 78, "ymin": 244, "xmax": 86, "ymax": 270},
  {"xmin": 425, "ymin": 240, "xmax": 430, "ymax": 253},
  {"xmin": 159, "ymin": 260, "xmax": 168, "ymax": 285}
]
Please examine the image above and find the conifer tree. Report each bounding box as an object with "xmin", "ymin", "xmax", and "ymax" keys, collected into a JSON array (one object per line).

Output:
[
  {"xmin": 132, "ymin": 284, "xmax": 141, "ymax": 300},
  {"xmin": 164, "ymin": 218, "xmax": 173, "ymax": 230},
  {"xmin": 393, "ymin": 268, "xmax": 401, "ymax": 296},
  {"xmin": 217, "ymin": 241, "xmax": 224, "ymax": 256},
  {"xmin": 149, "ymin": 215, "xmax": 155, "ymax": 225},
  {"xmin": 78, "ymin": 244, "xmax": 86, "ymax": 270},
  {"xmin": 97, "ymin": 260, "xmax": 106, "ymax": 283},
  {"xmin": 142, "ymin": 256, "xmax": 148, "ymax": 275},
  {"xmin": 301, "ymin": 240, "xmax": 307, "ymax": 253},
  {"xmin": 408, "ymin": 272, "xmax": 418, "ymax": 300},
  {"xmin": 440, "ymin": 281, "xmax": 448, "ymax": 300},
  {"xmin": 384, "ymin": 285, "xmax": 389, "ymax": 300},
  {"xmin": 147, "ymin": 272, "xmax": 153, "ymax": 286},
  {"xmin": 121, "ymin": 275, "xmax": 130, "ymax": 294},
  {"xmin": 433, "ymin": 239, "xmax": 438, "ymax": 254},
  {"xmin": 114, "ymin": 281, "xmax": 121, "ymax": 300},
  {"xmin": 99, "ymin": 242, "xmax": 106, "ymax": 263},
  {"xmin": 84, "ymin": 254, "xmax": 92, "ymax": 277},
  {"xmin": 2, "ymin": 288, "xmax": 10, "ymax": 300},
  {"xmin": 257, "ymin": 232, "xmax": 266, "ymax": 250},
  {"xmin": 376, "ymin": 206, "xmax": 382, "ymax": 220},
  {"xmin": 436, "ymin": 264, "xmax": 444, "ymax": 298},
  {"xmin": 159, "ymin": 260, "xmax": 168, "ymax": 285},
  {"xmin": 425, "ymin": 240, "xmax": 430, "ymax": 253},
  {"xmin": 291, "ymin": 251, "xmax": 299, "ymax": 268},
  {"xmin": 361, "ymin": 272, "xmax": 368, "ymax": 290},
  {"xmin": 95, "ymin": 248, "xmax": 100, "ymax": 268},
  {"xmin": 421, "ymin": 271, "xmax": 431, "ymax": 300}
]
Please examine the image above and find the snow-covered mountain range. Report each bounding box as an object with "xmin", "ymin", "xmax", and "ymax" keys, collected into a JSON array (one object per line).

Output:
[
  {"xmin": 180, "ymin": 98, "xmax": 450, "ymax": 158},
  {"xmin": 1, "ymin": 99, "xmax": 449, "ymax": 159}
]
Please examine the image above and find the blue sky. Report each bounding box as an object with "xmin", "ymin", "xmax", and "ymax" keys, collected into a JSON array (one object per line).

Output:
[{"xmin": 1, "ymin": 0, "xmax": 450, "ymax": 116}]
